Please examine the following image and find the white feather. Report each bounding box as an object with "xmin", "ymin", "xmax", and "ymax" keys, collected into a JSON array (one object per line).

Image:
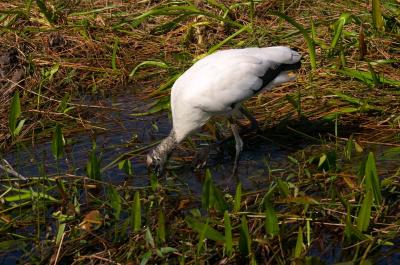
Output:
[{"xmin": 170, "ymin": 46, "xmax": 301, "ymax": 142}]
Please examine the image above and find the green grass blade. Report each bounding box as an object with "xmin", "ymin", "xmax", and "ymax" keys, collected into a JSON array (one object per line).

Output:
[
  {"xmin": 337, "ymin": 68, "xmax": 400, "ymax": 87},
  {"xmin": 55, "ymin": 222, "xmax": 66, "ymax": 245},
  {"xmin": 107, "ymin": 186, "xmax": 121, "ymax": 221},
  {"xmin": 131, "ymin": 191, "xmax": 142, "ymax": 232},
  {"xmin": 357, "ymin": 189, "xmax": 373, "ymax": 232},
  {"xmin": 131, "ymin": 96, "xmax": 171, "ymax": 116},
  {"xmin": 86, "ymin": 149, "xmax": 101, "ymax": 181},
  {"xmin": 35, "ymin": 0, "xmax": 57, "ymax": 24},
  {"xmin": 372, "ymin": 0, "xmax": 385, "ymax": 32},
  {"xmin": 330, "ymin": 13, "xmax": 352, "ymax": 49},
  {"xmin": 205, "ymin": 24, "xmax": 251, "ymax": 56},
  {"xmin": 8, "ymin": 91, "xmax": 21, "ymax": 137},
  {"xmin": 51, "ymin": 125, "xmax": 65, "ymax": 160},
  {"xmin": 233, "ymin": 182, "xmax": 242, "ymax": 212},
  {"xmin": 118, "ymin": 159, "xmax": 133, "ymax": 176},
  {"xmin": 365, "ymin": 152, "xmax": 382, "ymax": 205},
  {"xmin": 151, "ymin": 14, "xmax": 189, "ymax": 35},
  {"xmin": 306, "ymin": 219, "xmax": 311, "ymax": 247},
  {"xmin": 277, "ymin": 179, "xmax": 290, "ymax": 197},
  {"xmin": 157, "ymin": 210, "xmax": 166, "ymax": 243},
  {"xmin": 368, "ymin": 63, "xmax": 380, "ymax": 87},
  {"xmin": 140, "ymin": 251, "xmax": 152, "ymax": 265},
  {"xmin": 4, "ymin": 186, "xmax": 59, "ymax": 203},
  {"xmin": 213, "ymin": 186, "xmax": 229, "ymax": 213},
  {"xmin": 69, "ymin": 5, "xmax": 117, "ymax": 16},
  {"xmin": 129, "ymin": 61, "xmax": 168, "ymax": 78},
  {"xmin": 239, "ymin": 215, "xmax": 251, "ymax": 258},
  {"xmin": 145, "ymin": 228, "xmax": 155, "ymax": 248},
  {"xmin": 294, "ymin": 226, "xmax": 304, "ymax": 258},
  {"xmin": 224, "ymin": 211, "xmax": 233, "ymax": 257},
  {"xmin": 264, "ymin": 200, "xmax": 279, "ymax": 236},
  {"xmin": 201, "ymin": 169, "xmax": 214, "ymax": 210},
  {"xmin": 131, "ymin": 5, "xmax": 242, "ymax": 29},
  {"xmin": 185, "ymin": 216, "xmax": 225, "ymax": 242},
  {"xmin": 270, "ymin": 11, "xmax": 316, "ymax": 70}
]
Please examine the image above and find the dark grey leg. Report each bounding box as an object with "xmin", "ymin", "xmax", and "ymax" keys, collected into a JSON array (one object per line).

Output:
[
  {"xmin": 239, "ymin": 105, "xmax": 259, "ymax": 131},
  {"xmin": 229, "ymin": 119, "xmax": 243, "ymax": 176}
]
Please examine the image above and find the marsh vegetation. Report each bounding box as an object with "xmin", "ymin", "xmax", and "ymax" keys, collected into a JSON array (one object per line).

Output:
[{"xmin": 0, "ymin": 0, "xmax": 400, "ymax": 264}]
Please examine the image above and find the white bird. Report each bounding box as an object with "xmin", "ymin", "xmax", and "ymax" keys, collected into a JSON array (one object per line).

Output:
[{"xmin": 147, "ymin": 46, "xmax": 301, "ymax": 176}]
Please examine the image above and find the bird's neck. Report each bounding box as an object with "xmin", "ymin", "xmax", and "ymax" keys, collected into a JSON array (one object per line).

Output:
[{"xmin": 152, "ymin": 130, "xmax": 178, "ymax": 162}]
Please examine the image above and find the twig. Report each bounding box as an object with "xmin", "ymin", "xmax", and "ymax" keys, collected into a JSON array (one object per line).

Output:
[{"xmin": 0, "ymin": 159, "xmax": 26, "ymax": 180}]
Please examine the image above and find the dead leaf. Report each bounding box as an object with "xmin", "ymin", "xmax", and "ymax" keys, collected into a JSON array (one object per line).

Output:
[{"xmin": 79, "ymin": 210, "xmax": 102, "ymax": 231}]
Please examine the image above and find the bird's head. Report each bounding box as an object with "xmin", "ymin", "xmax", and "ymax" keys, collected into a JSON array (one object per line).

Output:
[{"xmin": 146, "ymin": 150, "xmax": 166, "ymax": 177}]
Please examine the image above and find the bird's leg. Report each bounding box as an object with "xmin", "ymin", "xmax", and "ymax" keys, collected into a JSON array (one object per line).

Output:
[
  {"xmin": 228, "ymin": 118, "xmax": 243, "ymax": 177},
  {"xmin": 239, "ymin": 105, "xmax": 259, "ymax": 132}
]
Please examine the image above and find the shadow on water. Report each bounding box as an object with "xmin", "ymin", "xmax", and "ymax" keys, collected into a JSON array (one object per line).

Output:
[
  {"xmin": 4, "ymin": 92, "xmax": 317, "ymax": 191},
  {"xmin": 2, "ymin": 92, "xmax": 400, "ymax": 264}
]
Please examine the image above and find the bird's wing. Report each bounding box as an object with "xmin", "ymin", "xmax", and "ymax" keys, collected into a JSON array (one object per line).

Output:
[{"xmin": 177, "ymin": 54, "xmax": 281, "ymax": 113}]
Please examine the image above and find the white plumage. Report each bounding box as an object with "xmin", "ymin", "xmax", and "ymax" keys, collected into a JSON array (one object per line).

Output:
[{"xmin": 147, "ymin": 46, "xmax": 301, "ymax": 175}]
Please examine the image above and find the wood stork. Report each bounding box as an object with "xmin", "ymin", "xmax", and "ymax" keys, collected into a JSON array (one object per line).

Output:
[{"xmin": 147, "ymin": 46, "xmax": 301, "ymax": 176}]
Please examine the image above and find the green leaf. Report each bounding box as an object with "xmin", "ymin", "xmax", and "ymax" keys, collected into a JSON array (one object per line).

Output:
[
  {"xmin": 151, "ymin": 14, "xmax": 189, "ymax": 35},
  {"xmin": 35, "ymin": 0, "xmax": 57, "ymax": 24},
  {"xmin": 51, "ymin": 125, "xmax": 65, "ymax": 160},
  {"xmin": 185, "ymin": 216, "xmax": 225, "ymax": 242},
  {"xmin": 131, "ymin": 96, "xmax": 171, "ymax": 116},
  {"xmin": 118, "ymin": 159, "xmax": 133, "ymax": 176},
  {"xmin": 69, "ymin": 5, "xmax": 117, "ymax": 16},
  {"xmin": 383, "ymin": 147, "xmax": 400, "ymax": 158},
  {"xmin": 233, "ymin": 182, "xmax": 242, "ymax": 212},
  {"xmin": 140, "ymin": 250, "xmax": 152, "ymax": 265},
  {"xmin": 13, "ymin": 119, "xmax": 26, "ymax": 136},
  {"xmin": 265, "ymin": 200, "xmax": 279, "ymax": 236},
  {"xmin": 129, "ymin": 60, "xmax": 168, "ymax": 77},
  {"xmin": 213, "ymin": 186, "xmax": 229, "ymax": 213},
  {"xmin": 157, "ymin": 210, "xmax": 166, "ymax": 243},
  {"xmin": 130, "ymin": 5, "xmax": 242, "ymax": 29},
  {"xmin": 344, "ymin": 134, "xmax": 354, "ymax": 160},
  {"xmin": 277, "ymin": 179, "xmax": 290, "ymax": 197},
  {"xmin": 205, "ymin": 24, "xmax": 251, "ymax": 56},
  {"xmin": 330, "ymin": 13, "xmax": 352, "ymax": 49},
  {"xmin": 372, "ymin": 0, "xmax": 385, "ymax": 32},
  {"xmin": 86, "ymin": 149, "xmax": 101, "ymax": 181},
  {"xmin": 107, "ymin": 186, "xmax": 121, "ymax": 221},
  {"xmin": 4, "ymin": 186, "xmax": 59, "ymax": 203},
  {"xmin": 224, "ymin": 211, "xmax": 233, "ymax": 257},
  {"xmin": 9, "ymin": 91, "xmax": 21, "ymax": 137},
  {"xmin": 346, "ymin": 221, "xmax": 370, "ymax": 241},
  {"xmin": 145, "ymin": 228, "xmax": 155, "ymax": 248},
  {"xmin": 294, "ymin": 226, "xmax": 304, "ymax": 258},
  {"xmin": 270, "ymin": 11, "xmax": 316, "ymax": 70},
  {"xmin": 159, "ymin": 247, "xmax": 178, "ymax": 254},
  {"xmin": 364, "ymin": 152, "xmax": 382, "ymax": 205},
  {"xmin": 285, "ymin": 93, "xmax": 301, "ymax": 116},
  {"xmin": 201, "ymin": 169, "xmax": 214, "ymax": 210},
  {"xmin": 357, "ymin": 189, "xmax": 373, "ymax": 232},
  {"xmin": 131, "ymin": 191, "xmax": 142, "ymax": 232},
  {"xmin": 55, "ymin": 223, "xmax": 66, "ymax": 245},
  {"xmin": 337, "ymin": 68, "xmax": 400, "ymax": 87},
  {"xmin": 239, "ymin": 215, "xmax": 251, "ymax": 258}
]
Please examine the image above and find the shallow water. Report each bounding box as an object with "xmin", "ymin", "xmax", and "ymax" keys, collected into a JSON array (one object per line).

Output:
[
  {"xmin": 2, "ymin": 92, "xmax": 400, "ymax": 264},
  {"xmin": 4, "ymin": 92, "xmax": 297, "ymax": 190}
]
